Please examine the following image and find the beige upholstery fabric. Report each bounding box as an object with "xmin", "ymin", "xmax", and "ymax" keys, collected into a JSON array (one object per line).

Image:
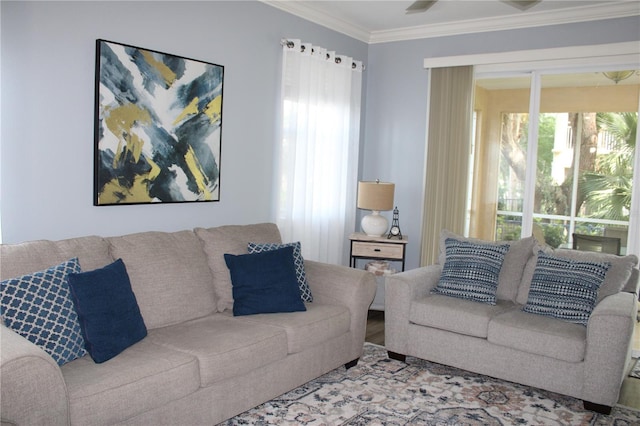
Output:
[
  {"xmin": 516, "ymin": 246, "xmax": 639, "ymax": 305},
  {"xmin": 148, "ymin": 314, "xmax": 287, "ymax": 387},
  {"xmin": 488, "ymin": 309, "xmax": 587, "ymax": 362},
  {"xmin": 438, "ymin": 230, "xmax": 536, "ymax": 302},
  {"xmin": 0, "ymin": 224, "xmax": 376, "ymax": 425},
  {"xmin": 1, "ymin": 326, "xmax": 69, "ymax": 425},
  {"xmin": 61, "ymin": 339, "xmax": 199, "ymax": 425},
  {"xmin": 108, "ymin": 230, "xmax": 216, "ymax": 329},
  {"xmin": 195, "ymin": 223, "xmax": 282, "ymax": 312},
  {"xmin": 1, "ymin": 235, "xmax": 113, "ymax": 279},
  {"xmin": 235, "ymin": 303, "xmax": 351, "ymax": 354},
  {"xmin": 385, "ymin": 252, "xmax": 638, "ymax": 408},
  {"xmin": 409, "ymin": 295, "xmax": 518, "ymax": 338}
]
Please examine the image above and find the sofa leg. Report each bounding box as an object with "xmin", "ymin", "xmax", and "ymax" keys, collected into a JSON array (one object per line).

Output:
[
  {"xmin": 344, "ymin": 358, "xmax": 358, "ymax": 369},
  {"xmin": 583, "ymin": 400, "xmax": 612, "ymax": 415},
  {"xmin": 387, "ymin": 351, "xmax": 406, "ymax": 362}
]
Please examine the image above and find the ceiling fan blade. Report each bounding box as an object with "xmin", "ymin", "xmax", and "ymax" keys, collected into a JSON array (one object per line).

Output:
[
  {"xmin": 406, "ymin": 0, "xmax": 437, "ymax": 14},
  {"xmin": 502, "ymin": 0, "xmax": 541, "ymax": 11}
]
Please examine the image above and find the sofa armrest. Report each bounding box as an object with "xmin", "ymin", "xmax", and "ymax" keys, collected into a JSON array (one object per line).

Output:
[
  {"xmin": 581, "ymin": 291, "xmax": 637, "ymax": 406},
  {"xmin": 1, "ymin": 325, "xmax": 69, "ymax": 425},
  {"xmin": 384, "ymin": 265, "xmax": 442, "ymax": 356},
  {"xmin": 304, "ymin": 260, "xmax": 376, "ymax": 360}
]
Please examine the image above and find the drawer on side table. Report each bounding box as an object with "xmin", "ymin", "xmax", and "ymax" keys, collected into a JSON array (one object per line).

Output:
[{"xmin": 351, "ymin": 241, "xmax": 404, "ymax": 259}]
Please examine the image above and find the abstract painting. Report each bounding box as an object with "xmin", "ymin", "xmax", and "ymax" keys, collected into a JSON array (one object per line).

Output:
[{"xmin": 94, "ymin": 39, "xmax": 223, "ymax": 205}]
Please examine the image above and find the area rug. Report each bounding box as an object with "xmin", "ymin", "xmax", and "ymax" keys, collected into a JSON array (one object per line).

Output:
[
  {"xmin": 221, "ymin": 343, "xmax": 640, "ymax": 425},
  {"xmin": 630, "ymin": 358, "xmax": 640, "ymax": 379}
]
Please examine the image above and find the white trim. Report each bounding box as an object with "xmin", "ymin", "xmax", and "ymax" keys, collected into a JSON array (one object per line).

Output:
[
  {"xmin": 424, "ymin": 41, "xmax": 640, "ymax": 71},
  {"xmin": 371, "ymin": 2, "xmax": 640, "ymax": 44},
  {"xmin": 261, "ymin": 1, "xmax": 640, "ymax": 44}
]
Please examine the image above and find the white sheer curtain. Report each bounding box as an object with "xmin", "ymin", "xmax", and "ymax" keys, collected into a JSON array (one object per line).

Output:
[{"xmin": 275, "ymin": 39, "xmax": 363, "ymax": 264}]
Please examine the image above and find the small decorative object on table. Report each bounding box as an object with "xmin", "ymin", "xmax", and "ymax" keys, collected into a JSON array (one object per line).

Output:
[{"xmin": 387, "ymin": 207, "xmax": 402, "ymax": 239}]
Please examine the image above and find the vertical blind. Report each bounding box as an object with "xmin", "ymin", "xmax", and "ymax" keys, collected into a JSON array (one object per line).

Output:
[{"xmin": 421, "ymin": 66, "xmax": 475, "ymax": 265}]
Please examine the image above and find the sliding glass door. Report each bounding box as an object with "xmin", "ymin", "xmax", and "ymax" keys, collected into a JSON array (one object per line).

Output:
[{"xmin": 470, "ymin": 69, "xmax": 639, "ymax": 255}]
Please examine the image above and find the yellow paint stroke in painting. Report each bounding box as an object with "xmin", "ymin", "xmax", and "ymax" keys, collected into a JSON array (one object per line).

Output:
[
  {"xmin": 173, "ymin": 97, "xmax": 200, "ymax": 126},
  {"xmin": 141, "ymin": 50, "xmax": 177, "ymax": 86},
  {"xmin": 204, "ymin": 95, "xmax": 222, "ymax": 123},
  {"xmin": 104, "ymin": 103, "xmax": 152, "ymax": 167},
  {"xmin": 98, "ymin": 158, "xmax": 162, "ymax": 204},
  {"xmin": 184, "ymin": 145, "xmax": 212, "ymax": 200}
]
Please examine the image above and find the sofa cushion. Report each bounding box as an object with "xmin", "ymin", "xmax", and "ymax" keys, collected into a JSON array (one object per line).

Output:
[
  {"xmin": 0, "ymin": 258, "xmax": 87, "ymax": 365},
  {"xmin": 225, "ymin": 246, "xmax": 306, "ymax": 316},
  {"xmin": 234, "ymin": 303, "xmax": 350, "ymax": 354},
  {"xmin": 516, "ymin": 247, "xmax": 637, "ymax": 305},
  {"xmin": 432, "ymin": 238, "xmax": 510, "ymax": 305},
  {"xmin": 195, "ymin": 223, "xmax": 282, "ymax": 312},
  {"xmin": 0, "ymin": 236, "xmax": 113, "ymax": 280},
  {"xmin": 68, "ymin": 259, "xmax": 147, "ymax": 363},
  {"xmin": 488, "ymin": 308, "xmax": 587, "ymax": 362},
  {"xmin": 61, "ymin": 338, "xmax": 199, "ymax": 425},
  {"xmin": 147, "ymin": 314, "xmax": 288, "ymax": 387},
  {"xmin": 409, "ymin": 294, "xmax": 519, "ymax": 338},
  {"xmin": 107, "ymin": 230, "xmax": 216, "ymax": 329},
  {"xmin": 439, "ymin": 230, "xmax": 536, "ymax": 302},
  {"xmin": 522, "ymin": 251, "xmax": 609, "ymax": 326},
  {"xmin": 248, "ymin": 241, "xmax": 313, "ymax": 302}
]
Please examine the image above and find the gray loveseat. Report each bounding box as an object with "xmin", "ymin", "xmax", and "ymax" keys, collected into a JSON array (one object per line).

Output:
[
  {"xmin": 1, "ymin": 223, "xmax": 376, "ymax": 425},
  {"xmin": 385, "ymin": 230, "xmax": 639, "ymax": 414}
]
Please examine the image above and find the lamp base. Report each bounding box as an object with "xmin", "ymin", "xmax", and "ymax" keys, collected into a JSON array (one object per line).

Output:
[{"xmin": 361, "ymin": 211, "xmax": 389, "ymax": 237}]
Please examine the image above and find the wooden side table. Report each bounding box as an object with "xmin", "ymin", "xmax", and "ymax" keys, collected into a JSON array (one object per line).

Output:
[{"xmin": 349, "ymin": 232, "xmax": 408, "ymax": 272}]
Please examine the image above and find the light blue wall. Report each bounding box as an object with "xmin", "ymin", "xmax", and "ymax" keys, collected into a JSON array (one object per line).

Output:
[
  {"xmin": 363, "ymin": 16, "xmax": 640, "ymax": 270},
  {"xmin": 0, "ymin": 1, "xmax": 368, "ymax": 244},
  {"xmin": 1, "ymin": 1, "xmax": 639, "ymax": 270}
]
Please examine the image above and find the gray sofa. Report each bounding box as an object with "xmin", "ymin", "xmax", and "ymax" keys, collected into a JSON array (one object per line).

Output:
[
  {"xmin": 0, "ymin": 223, "xmax": 376, "ymax": 425},
  {"xmin": 385, "ymin": 231, "xmax": 639, "ymax": 414}
]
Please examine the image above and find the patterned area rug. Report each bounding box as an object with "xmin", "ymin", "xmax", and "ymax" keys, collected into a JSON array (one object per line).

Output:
[
  {"xmin": 630, "ymin": 358, "xmax": 640, "ymax": 379},
  {"xmin": 222, "ymin": 343, "xmax": 640, "ymax": 425}
]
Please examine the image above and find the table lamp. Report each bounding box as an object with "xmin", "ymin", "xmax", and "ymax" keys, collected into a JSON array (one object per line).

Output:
[{"xmin": 357, "ymin": 180, "xmax": 395, "ymax": 236}]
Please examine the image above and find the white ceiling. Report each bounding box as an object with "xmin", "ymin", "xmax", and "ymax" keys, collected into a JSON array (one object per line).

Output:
[{"xmin": 262, "ymin": 0, "xmax": 640, "ymax": 43}]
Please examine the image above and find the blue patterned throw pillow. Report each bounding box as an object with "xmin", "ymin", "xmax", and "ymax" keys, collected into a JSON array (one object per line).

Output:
[
  {"xmin": 0, "ymin": 258, "xmax": 87, "ymax": 365},
  {"xmin": 248, "ymin": 241, "xmax": 312, "ymax": 302},
  {"xmin": 523, "ymin": 251, "xmax": 610, "ymax": 326},
  {"xmin": 432, "ymin": 238, "xmax": 510, "ymax": 305}
]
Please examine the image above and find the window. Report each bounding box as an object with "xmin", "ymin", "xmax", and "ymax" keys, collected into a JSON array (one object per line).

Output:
[{"xmin": 470, "ymin": 70, "xmax": 639, "ymax": 254}]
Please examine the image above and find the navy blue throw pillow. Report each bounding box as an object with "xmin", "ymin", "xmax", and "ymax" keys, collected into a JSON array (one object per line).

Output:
[
  {"xmin": 67, "ymin": 259, "xmax": 147, "ymax": 363},
  {"xmin": 224, "ymin": 246, "xmax": 306, "ymax": 316}
]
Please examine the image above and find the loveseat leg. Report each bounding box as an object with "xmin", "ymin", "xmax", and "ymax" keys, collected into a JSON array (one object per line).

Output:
[
  {"xmin": 344, "ymin": 358, "xmax": 358, "ymax": 369},
  {"xmin": 583, "ymin": 400, "xmax": 612, "ymax": 415},
  {"xmin": 387, "ymin": 351, "xmax": 406, "ymax": 362}
]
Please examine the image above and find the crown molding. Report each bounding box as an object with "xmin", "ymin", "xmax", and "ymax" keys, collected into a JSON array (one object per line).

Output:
[
  {"xmin": 261, "ymin": 1, "xmax": 640, "ymax": 45},
  {"xmin": 262, "ymin": 0, "xmax": 371, "ymax": 42}
]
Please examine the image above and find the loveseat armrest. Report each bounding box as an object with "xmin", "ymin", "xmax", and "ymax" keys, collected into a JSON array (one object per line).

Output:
[
  {"xmin": 581, "ymin": 291, "xmax": 637, "ymax": 407},
  {"xmin": 385, "ymin": 265, "xmax": 442, "ymax": 356},
  {"xmin": 304, "ymin": 260, "xmax": 376, "ymax": 361},
  {"xmin": 1, "ymin": 325, "xmax": 70, "ymax": 425}
]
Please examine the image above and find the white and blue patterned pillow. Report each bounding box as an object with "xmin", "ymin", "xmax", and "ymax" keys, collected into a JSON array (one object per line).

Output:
[
  {"xmin": 248, "ymin": 241, "xmax": 313, "ymax": 302},
  {"xmin": 0, "ymin": 258, "xmax": 87, "ymax": 365},
  {"xmin": 432, "ymin": 238, "xmax": 510, "ymax": 305},
  {"xmin": 523, "ymin": 251, "xmax": 610, "ymax": 326}
]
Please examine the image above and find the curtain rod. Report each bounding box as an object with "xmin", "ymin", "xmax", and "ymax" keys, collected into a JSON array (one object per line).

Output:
[{"xmin": 280, "ymin": 39, "xmax": 365, "ymax": 71}]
